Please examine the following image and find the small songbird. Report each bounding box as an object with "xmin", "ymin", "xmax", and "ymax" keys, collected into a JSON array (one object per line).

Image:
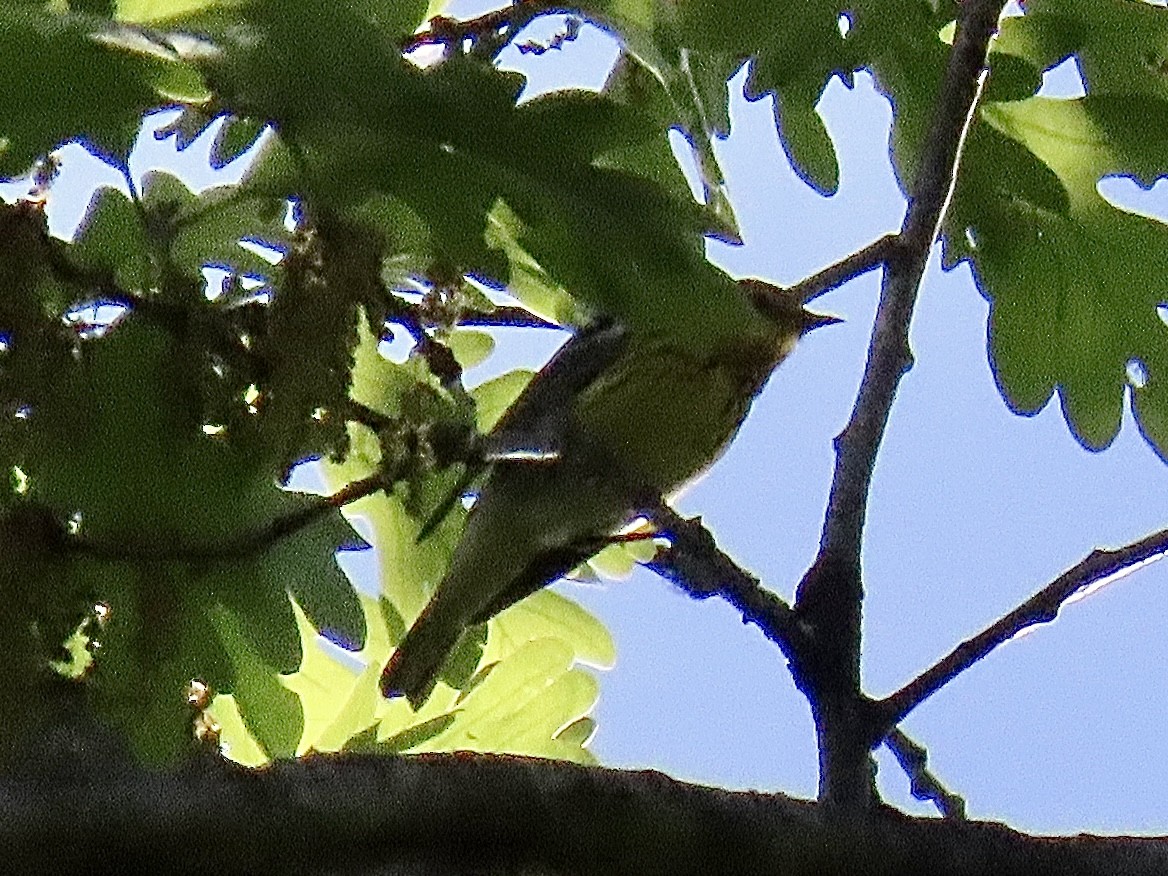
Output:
[{"xmin": 380, "ymin": 279, "xmax": 839, "ymax": 708}]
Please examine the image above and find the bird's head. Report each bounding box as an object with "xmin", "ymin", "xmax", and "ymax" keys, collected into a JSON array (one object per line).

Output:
[{"xmin": 737, "ymin": 277, "xmax": 841, "ymax": 362}]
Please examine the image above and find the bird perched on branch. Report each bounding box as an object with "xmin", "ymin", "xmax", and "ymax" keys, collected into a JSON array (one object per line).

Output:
[{"xmin": 380, "ymin": 279, "xmax": 838, "ymax": 708}]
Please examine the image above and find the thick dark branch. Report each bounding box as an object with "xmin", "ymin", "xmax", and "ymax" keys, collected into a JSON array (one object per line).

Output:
[
  {"xmin": 809, "ymin": 0, "xmax": 1000, "ymax": 576},
  {"xmin": 5, "ymin": 748, "xmax": 1168, "ymax": 875},
  {"xmin": 885, "ymin": 728, "xmax": 967, "ymax": 820},
  {"xmin": 644, "ymin": 503, "xmax": 808, "ymax": 658},
  {"xmin": 792, "ymin": 0, "xmax": 1004, "ymax": 812},
  {"xmin": 878, "ymin": 527, "xmax": 1168, "ymax": 729}
]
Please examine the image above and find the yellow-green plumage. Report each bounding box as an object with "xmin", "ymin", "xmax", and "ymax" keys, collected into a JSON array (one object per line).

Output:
[{"xmin": 380, "ymin": 282, "xmax": 835, "ymax": 708}]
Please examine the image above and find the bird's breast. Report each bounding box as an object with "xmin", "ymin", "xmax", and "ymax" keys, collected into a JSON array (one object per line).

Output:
[{"xmin": 575, "ymin": 342, "xmax": 772, "ymax": 494}]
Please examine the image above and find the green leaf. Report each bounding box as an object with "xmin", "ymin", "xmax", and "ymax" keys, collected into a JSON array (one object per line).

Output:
[
  {"xmin": 282, "ymin": 598, "xmax": 373, "ymax": 755},
  {"xmin": 354, "ymin": 487, "xmax": 466, "ymax": 632},
  {"xmin": 211, "ymin": 116, "xmax": 269, "ymax": 169},
  {"xmin": 6, "ymin": 316, "xmax": 365, "ymax": 762},
  {"xmin": 1017, "ymin": 0, "xmax": 1168, "ymax": 101},
  {"xmin": 673, "ymin": 0, "xmax": 854, "ymax": 194},
  {"xmin": 73, "ymin": 0, "xmax": 116, "ymax": 18},
  {"xmin": 0, "ymin": 508, "xmax": 95, "ymax": 767},
  {"xmin": 598, "ymin": 0, "xmax": 1010, "ymax": 205},
  {"xmin": 360, "ymin": 0, "xmax": 429, "ymax": 40},
  {"xmin": 471, "ymin": 368, "xmax": 537, "ymax": 433},
  {"xmin": 483, "ymin": 201, "xmax": 582, "ymax": 326},
  {"xmin": 116, "ymin": 0, "xmax": 247, "ymax": 23},
  {"xmin": 205, "ymin": 693, "xmax": 269, "ymax": 767},
  {"xmin": 488, "ymin": 588, "xmax": 616, "ymax": 669},
  {"xmin": 774, "ymin": 84, "xmax": 839, "ymax": 194},
  {"xmin": 365, "ymin": 712, "xmax": 455, "ymax": 753},
  {"xmin": 88, "ymin": 564, "xmax": 236, "ymax": 763},
  {"xmin": 0, "ymin": 7, "xmax": 193, "ymax": 174},
  {"xmin": 445, "ymin": 328, "xmax": 495, "ymax": 370},
  {"xmin": 581, "ymin": 3, "xmax": 742, "ymax": 229},
  {"xmin": 208, "ymin": 602, "xmax": 303, "ymax": 759},
  {"xmin": 268, "ymin": 501, "xmax": 367, "ymax": 653},
  {"xmin": 412, "ymin": 637, "xmax": 600, "ymax": 763},
  {"xmin": 586, "ymin": 533, "xmax": 658, "ymax": 580},
  {"xmin": 139, "ymin": 168, "xmax": 291, "ymax": 281},
  {"xmin": 72, "ymin": 187, "xmax": 152, "ymax": 290},
  {"xmin": 349, "ymin": 313, "xmax": 441, "ymax": 427},
  {"xmin": 953, "ymin": 95, "xmax": 1168, "ymax": 455},
  {"xmin": 193, "ymin": 2, "xmax": 767, "ymax": 348},
  {"xmin": 598, "ymin": 53, "xmax": 740, "ymax": 237},
  {"xmin": 554, "ymin": 716, "xmax": 597, "ymax": 749}
]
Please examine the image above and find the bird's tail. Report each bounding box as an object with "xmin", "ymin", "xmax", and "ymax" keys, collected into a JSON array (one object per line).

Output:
[{"xmin": 380, "ymin": 599, "xmax": 464, "ymax": 710}]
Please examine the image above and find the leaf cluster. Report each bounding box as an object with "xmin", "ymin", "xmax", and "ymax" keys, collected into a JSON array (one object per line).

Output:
[{"xmin": 0, "ymin": 0, "xmax": 1163, "ymax": 772}]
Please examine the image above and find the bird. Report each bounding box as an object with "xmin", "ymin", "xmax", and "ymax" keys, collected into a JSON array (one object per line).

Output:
[{"xmin": 380, "ymin": 279, "xmax": 839, "ymax": 708}]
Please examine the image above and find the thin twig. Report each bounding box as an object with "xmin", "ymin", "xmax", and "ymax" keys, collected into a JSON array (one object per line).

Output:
[
  {"xmin": 885, "ymin": 728, "xmax": 967, "ymax": 820},
  {"xmin": 68, "ymin": 472, "xmax": 388, "ymax": 564},
  {"xmin": 402, "ymin": 1, "xmax": 553, "ymax": 53},
  {"xmin": 456, "ymin": 306, "xmax": 559, "ymax": 330},
  {"xmin": 877, "ymin": 527, "xmax": 1168, "ymax": 729},
  {"xmin": 516, "ymin": 15, "xmax": 581, "ymax": 55},
  {"xmin": 343, "ymin": 399, "xmax": 396, "ymax": 431},
  {"xmin": 788, "ymin": 234, "xmax": 901, "ymax": 305}
]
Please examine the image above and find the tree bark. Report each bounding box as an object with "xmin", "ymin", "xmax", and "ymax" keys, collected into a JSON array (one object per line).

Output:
[{"xmin": 5, "ymin": 751, "xmax": 1167, "ymax": 875}]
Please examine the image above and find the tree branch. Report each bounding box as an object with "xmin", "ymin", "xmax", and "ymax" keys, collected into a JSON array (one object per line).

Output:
[
  {"xmin": 791, "ymin": 0, "xmax": 1004, "ymax": 813},
  {"xmin": 876, "ymin": 527, "xmax": 1168, "ymax": 730},
  {"xmin": 803, "ymin": 0, "xmax": 999, "ymax": 591},
  {"xmin": 456, "ymin": 305, "xmax": 560, "ymax": 330},
  {"xmin": 643, "ymin": 503, "xmax": 809, "ymax": 659},
  {"xmin": 885, "ymin": 728, "xmax": 967, "ymax": 820},
  {"xmin": 5, "ymin": 748, "xmax": 1168, "ymax": 875},
  {"xmin": 787, "ymin": 233, "xmax": 902, "ymax": 305},
  {"xmin": 402, "ymin": 1, "xmax": 555, "ymax": 53},
  {"xmin": 68, "ymin": 472, "xmax": 388, "ymax": 564}
]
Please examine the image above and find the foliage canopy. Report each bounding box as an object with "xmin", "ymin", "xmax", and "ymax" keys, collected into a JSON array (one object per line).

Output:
[{"xmin": 0, "ymin": 0, "xmax": 1163, "ymax": 786}]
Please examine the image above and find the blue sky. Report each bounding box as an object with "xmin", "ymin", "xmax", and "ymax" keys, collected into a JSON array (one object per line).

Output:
[
  {"xmin": 9, "ymin": 2, "xmax": 1167, "ymax": 835},
  {"xmin": 499, "ymin": 8, "xmax": 1168, "ymax": 833}
]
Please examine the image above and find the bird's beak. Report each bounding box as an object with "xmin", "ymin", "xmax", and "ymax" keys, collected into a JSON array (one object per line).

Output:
[{"xmin": 801, "ymin": 310, "xmax": 843, "ymax": 334}]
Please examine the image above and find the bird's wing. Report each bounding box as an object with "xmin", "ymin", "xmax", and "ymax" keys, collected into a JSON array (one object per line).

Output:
[{"xmin": 484, "ymin": 319, "xmax": 628, "ymax": 463}]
